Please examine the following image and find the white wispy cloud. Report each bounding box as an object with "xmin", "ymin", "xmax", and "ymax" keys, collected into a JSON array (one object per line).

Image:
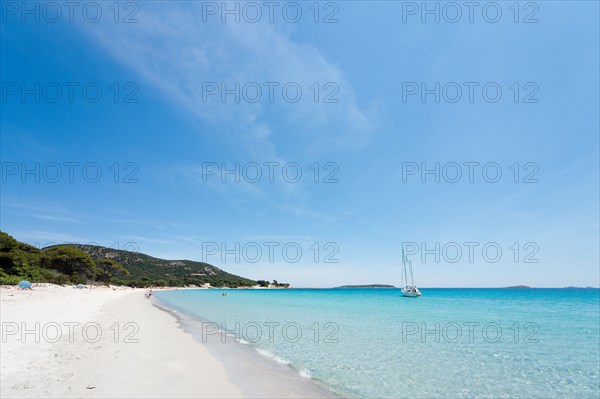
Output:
[
  {"xmin": 241, "ymin": 234, "xmax": 315, "ymax": 242},
  {"xmin": 10, "ymin": 230, "xmax": 93, "ymax": 245},
  {"xmin": 81, "ymin": 4, "xmax": 377, "ymax": 219},
  {"xmin": 29, "ymin": 214, "xmax": 88, "ymax": 224},
  {"xmin": 121, "ymin": 235, "xmax": 174, "ymax": 245},
  {"xmin": 2, "ymin": 202, "xmax": 68, "ymax": 214},
  {"xmin": 106, "ymin": 218, "xmax": 169, "ymax": 230},
  {"xmin": 178, "ymin": 160, "xmax": 339, "ymax": 221},
  {"xmin": 1, "ymin": 202, "xmax": 88, "ymax": 224},
  {"xmin": 83, "ymin": 8, "xmax": 376, "ymax": 150}
]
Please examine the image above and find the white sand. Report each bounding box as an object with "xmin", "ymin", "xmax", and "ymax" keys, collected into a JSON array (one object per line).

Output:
[{"xmin": 0, "ymin": 285, "xmax": 243, "ymax": 398}]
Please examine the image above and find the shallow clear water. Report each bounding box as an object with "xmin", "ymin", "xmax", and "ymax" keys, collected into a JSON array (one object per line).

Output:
[{"xmin": 155, "ymin": 288, "xmax": 600, "ymax": 398}]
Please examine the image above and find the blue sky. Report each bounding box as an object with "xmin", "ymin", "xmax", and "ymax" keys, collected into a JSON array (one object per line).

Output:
[{"xmin": 1, "ymin": 1, "xmax": 598, "ymax": 287}]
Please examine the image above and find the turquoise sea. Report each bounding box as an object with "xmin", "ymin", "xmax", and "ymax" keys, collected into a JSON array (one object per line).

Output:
[{"xmin": 154, "ymin": 288, "xmax": 600, "ymax": 398}]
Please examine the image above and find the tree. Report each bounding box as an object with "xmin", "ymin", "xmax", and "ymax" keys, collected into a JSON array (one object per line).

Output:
[
  {"xmin": 95, "ymin": 259, "xmax": 129, "ymax": 282},
  {"xmin": 0, "ymin": 232, "xmax": 21, "ymax": 273},
  {"xmin": 0, "ymin": 232, "xmax": 41, "ymax": 276},
  {"xmin": 0, "ymin": 231, "xmax": 19, "ymax": 252},
  {"xmin": 41, "ymin": 246, "xmax": 97, "ymax": 280}
]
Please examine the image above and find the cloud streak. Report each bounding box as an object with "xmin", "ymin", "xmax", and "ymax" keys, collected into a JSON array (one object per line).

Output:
[
  {"xmin": 80, "ymin": 3, "xmax": 378, "ymax": 220},
  {"xmin": 83, "ymin": 3, "xmax": 376, "ymax": 152}
]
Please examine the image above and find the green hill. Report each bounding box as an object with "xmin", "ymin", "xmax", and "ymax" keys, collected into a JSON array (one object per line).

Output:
[
  {"xmin": 64, "ymin": 244, "xmax": 256, "ymax": 287},
  {"xmin": 0, "ymin": 231, "xmax": 256, "ymax": 287}
]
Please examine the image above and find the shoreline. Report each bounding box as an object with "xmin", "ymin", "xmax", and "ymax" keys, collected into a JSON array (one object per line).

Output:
[
  {"xmin": 1, "ymin": 285, "xmax": 326, "ymax": 398},
  {"xmin": 152, "ymin": 295, "xmax": 340, "ymax": 398}
]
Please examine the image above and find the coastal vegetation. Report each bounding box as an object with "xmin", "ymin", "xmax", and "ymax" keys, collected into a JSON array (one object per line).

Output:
[
  {"xmin": 0, "ymin": 231, "xmax": 282, "ymax": 288},
  {"xmin": 256, "ymin": 280, "xmax": 290, "ymax": 288}
]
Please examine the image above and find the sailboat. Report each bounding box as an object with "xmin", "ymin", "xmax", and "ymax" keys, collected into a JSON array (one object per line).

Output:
[{"xmin": 401, "ymin": 249, "xmax": 421, "ymax": 297}]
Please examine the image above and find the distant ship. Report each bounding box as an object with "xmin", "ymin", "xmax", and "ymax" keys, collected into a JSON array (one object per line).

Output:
[{"xmin": 401, "ymin": 249, "xmax": 421, "ymax": 297}]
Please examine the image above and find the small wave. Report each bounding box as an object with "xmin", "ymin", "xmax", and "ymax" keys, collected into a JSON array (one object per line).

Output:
[
  {"xmin": 299, "ymin": 369, "xmax": 312, "ymax": 379},
  {"xmin": 254, "ymin": 349, "xmax": 316, "ymax": 382},
  {"xmin": 256, "ymin": 348, "xmax": 290, "ymax": 365}
]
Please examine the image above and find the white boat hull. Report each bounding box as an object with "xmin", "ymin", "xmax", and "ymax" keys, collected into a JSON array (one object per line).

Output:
[{"xmin": 402, "ymin": 286, "xmax": 421, "ymax": 297}]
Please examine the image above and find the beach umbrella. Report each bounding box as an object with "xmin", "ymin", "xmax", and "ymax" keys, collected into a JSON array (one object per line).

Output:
[
  {"xmin": 18, "ymin": 280, "xmax": 32, "ymax": 289},
  {"xmin": 75, "ymin": 284, "xmax": 86, "ymax": 289}
]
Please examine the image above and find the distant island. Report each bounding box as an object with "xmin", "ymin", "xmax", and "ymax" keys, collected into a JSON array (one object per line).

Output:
[
  {"xmin": 505, "ymin": 285, "xmax": 531, "ymax": 289},
  {"xmin": 336, "ymin": 284, "xmax": 396, "ymax": 289}
]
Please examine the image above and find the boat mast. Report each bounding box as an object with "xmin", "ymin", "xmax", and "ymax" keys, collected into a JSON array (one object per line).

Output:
[
  {"xmin": 409, "ymin": 259, "xmax": 415, "ymax": 286},
  {"xmin": 402, "ymin": 249, "xmax": 408, "ymax": 287}
]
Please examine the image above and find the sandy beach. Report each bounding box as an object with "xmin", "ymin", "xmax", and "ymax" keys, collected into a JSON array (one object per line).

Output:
[{"xmin": 0, "ymin": 285, "xmax": 245, "ymax": 398}]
